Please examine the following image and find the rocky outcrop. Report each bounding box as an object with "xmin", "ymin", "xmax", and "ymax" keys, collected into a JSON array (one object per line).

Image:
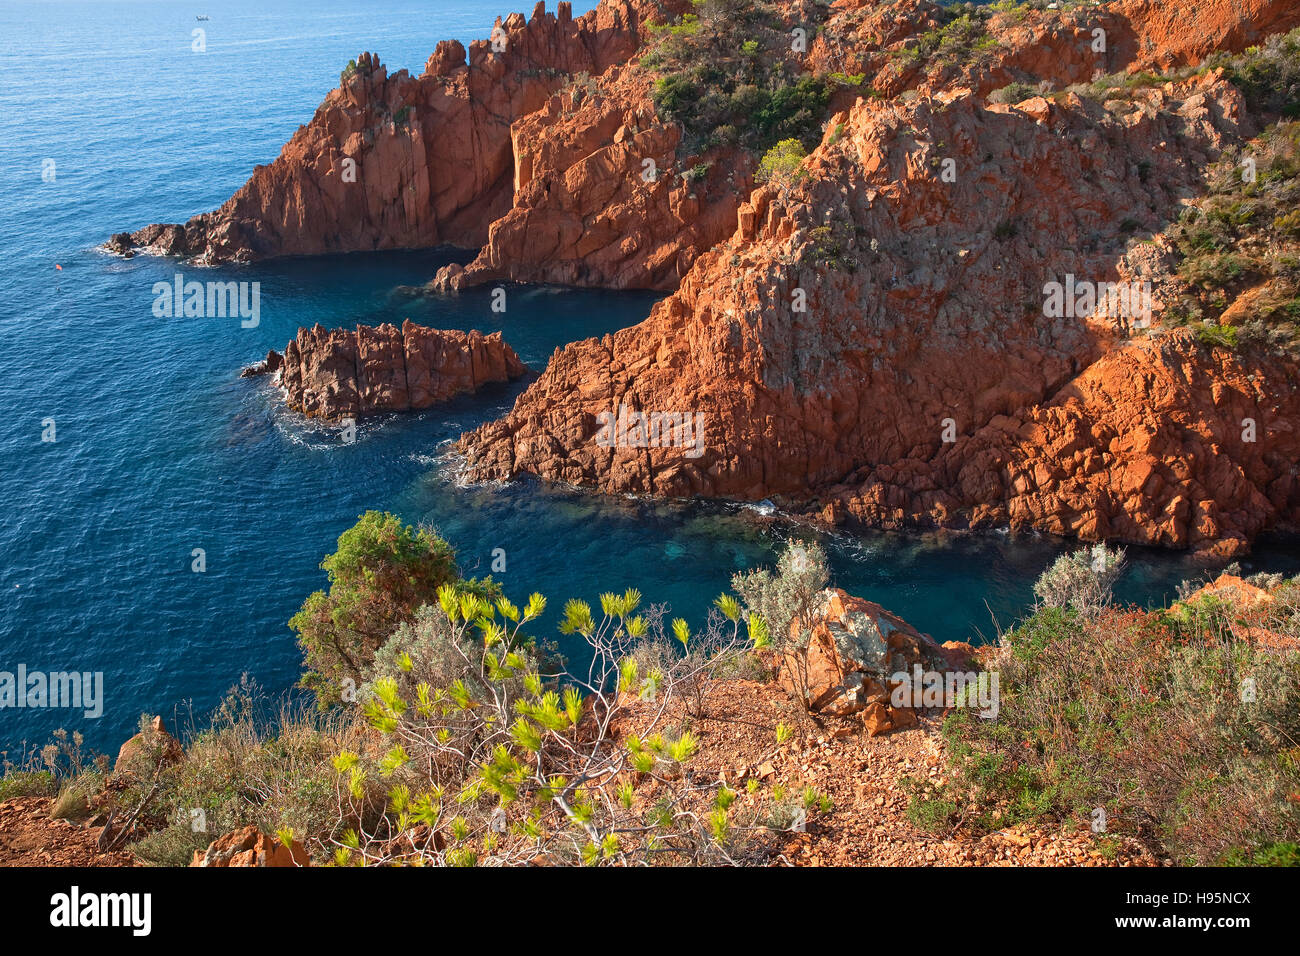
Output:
[
  {"xmin": 239, "ymin": 349, "xmax": 283, "ymax": 379},
  {"xmin": 1182, "ymin": 573, "xmax": 1300, "ymax": 651},
  {"xmin": 191, "ymin": 825, "xmax": 310, "ymax": 867},
  {"xmin": 459, "ymin": 66, "xmax": 1300, "ymax": 554},
  {"xmin": 433, "ymin": 65, "xmax": 748, "ymax": 292},
  {"xmin": 113, "ymin": 716, "xmax": 183, "ymax": 775},
  {"xmin": 106, "ymin": 0, "xmax": 678, "ymax": 263},
  {"xmin": 809, "ymin": 0, "xmax": 1300, "ymax": 101},
  {"xmin": 273, "ymin": 320, "xmax": 527, "ymax": 419},
  {"xmin": 831, "ymin": 331, "xmax": 1300, "ymax": 558},
  {"xmin": 781, "ymin": 589, "xmax": 985, "ymax": 735}
]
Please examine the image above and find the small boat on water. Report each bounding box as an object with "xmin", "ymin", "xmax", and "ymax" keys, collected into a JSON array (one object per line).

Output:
[{"xmin": 196, "ymin": 15, "xmax": 210, "ymax": 21}]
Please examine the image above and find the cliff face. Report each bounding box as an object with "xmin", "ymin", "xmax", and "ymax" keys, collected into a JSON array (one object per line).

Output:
[
  {"xmin": 277, "ymin": 321, "xmax": 527, "ymax": 419},
  {"xmin": 457, "ymin": 56, "xmax": 1300, "ymax": 555},
  {"xmin": 432, "ymin": 65, "xmax": 748, "ymax": 292},
  {"xmin": 107, "ymin": 0, "xmax": 675, "ymax": 263},
  {"xmin": 117, "ymin": 0, "xmax": 1300, "ymax": 554},
  {"xmin": 809, "ymin": 0, "xmax": 1300, "ymax": 99}
]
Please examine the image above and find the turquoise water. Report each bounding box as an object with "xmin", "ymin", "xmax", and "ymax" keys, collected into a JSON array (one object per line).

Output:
[{"xmin": 2, "ymin": 0, "xmax": 1298, "ymax": 756}]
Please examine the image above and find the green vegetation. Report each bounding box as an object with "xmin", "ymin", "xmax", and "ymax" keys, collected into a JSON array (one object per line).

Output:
[
  {"xmin": 290, "ymin": 511, "xmax": 472, "ymax": 707},
  {"xmin": 755, "ymin": 137, "xmax": 808, "ymax": 191},
  {"xmin": 895, "ymin": 7, "xmax": 999, "ymax": 73},
  {"xmin": 988, "ymin": 80, "xmax": 1038, "ymax": 105},
  {"xmin": 644, "ymin": 0, "xmax": 833, "ymax": 155},
  {"xmin": 0, "ymin": 770, "xmax": 55, "ymax": 800},
  {"xmin": 1209, "ymin": 29, "xmax": 1300, "ymax": 117},
  {"xmin": 732, "ymin": 541, "xmax": 829, "ymax": 708},
  {"xmin": 1062, "ymin": 27, "xmax": 1299, "ymax": 111},
  {"xmin": 913, "ymin": 551, "xmax": 1300, "ymax": 865},
  {"xmin": 1164, "ymin": 121, "xmax": 1300, "ymax": 353}
]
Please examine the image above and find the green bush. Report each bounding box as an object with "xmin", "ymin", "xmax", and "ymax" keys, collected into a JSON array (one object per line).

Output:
[
  {"xmin": 291, "ymin": 511, "xmax": 465, "ymax": 707},
  {"xmin": 0, "ymin": 770, "xmax": 56, "ymax": 800},
  {"xmin": 988, "ymin": 81, "xmax": 1037, "ymax": 105},
  {"xmin": 644, "ymin": 0, "xmax": 833, "ymax": 155},
  {"xmin": 755, "ymin": 138, "xmax": 807, "ymax": 190},
  {"xmin": 934, "ymin": 565, "xmax": 1300, "ymax": 864}
]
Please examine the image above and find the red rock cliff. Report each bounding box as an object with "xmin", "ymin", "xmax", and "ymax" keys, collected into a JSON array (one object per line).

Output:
[
  {"xmin": 108, "ymin": 0, "xmax": 677, "ymax": 263},
  {"xmin": 457, "ymin": 51, "xmax": 1300, "ymax": 555}
]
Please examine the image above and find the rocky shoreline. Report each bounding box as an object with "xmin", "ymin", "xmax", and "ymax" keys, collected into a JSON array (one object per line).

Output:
[{"xmin": 111, "ymin": 0, "xmax": 1300, "ymax": 555}]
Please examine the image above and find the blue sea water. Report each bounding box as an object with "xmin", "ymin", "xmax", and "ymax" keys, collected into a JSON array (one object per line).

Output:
[{"xmin": 2, "ymin": 0, "xmax": 1298, "ymax": 757}]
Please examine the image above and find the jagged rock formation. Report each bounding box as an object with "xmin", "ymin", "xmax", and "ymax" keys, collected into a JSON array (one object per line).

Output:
[
  {"xmin": 432, "ymin": 64, "xmax": 747, "ymax": 291},
  {"xmin": 783, "ymin": 588, "xmax": 981, "ymax": 735},
  {"xmin": 116, "ymin": 0, "xmax": 1300, "ymax": 555},
  {"xmin": 106, "ymin": 0, "xmax": 676, "ymax": 263},
  {"xmin": 457, "ymin": 26, "xmax": 1300, "ymax": 555},
  {"xmin": 271, "ymin": 321, "xmax": 527, "ymax": 419},
  {"xmin": 191, "ymin": 826, "xmax": 310, "ymax": 867}
]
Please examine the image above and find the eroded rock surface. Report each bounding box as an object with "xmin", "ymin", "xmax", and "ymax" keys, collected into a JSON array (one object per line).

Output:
[
  {"xmin": 274, "ymin": 320, "xmax": 527, "ymax": 419},
  {"xmin": 106, "ymin": 0, "xmax": 674, "ymax": 263},
  {"xmin": 459, "ymin": 64, "xmax": 1300, "ymax": 554}
]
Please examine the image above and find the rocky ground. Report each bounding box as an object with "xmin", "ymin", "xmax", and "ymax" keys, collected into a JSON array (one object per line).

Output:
[
  {"xmin": 646, "ymin": 678, "xmax": 1159, "ymax": 867},
  {"xmin": 0, "ymin": 799, "xmax": 137, "ymax": 868},
  {"xmin": 0, "ymin": 702, "xmax": 1157, "ymax": 867}
]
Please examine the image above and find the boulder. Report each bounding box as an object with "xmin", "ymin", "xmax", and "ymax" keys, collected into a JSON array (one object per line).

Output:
[
  {"xmin": 113, "ymin": 716, "xmax": 183, "ymax": 775},
  {"xmin": 191, "ymin": 825, "xmax": 310, "ymax": 867},
  {"xmin": 779, "ymin": 589, "xmax": 963, "ymax": 733}
]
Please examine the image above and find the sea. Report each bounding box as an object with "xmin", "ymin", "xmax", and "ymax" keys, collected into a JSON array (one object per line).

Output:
[{"xmin": 2, "ymin": 0, "xmax": 1297, "ymax": 755}]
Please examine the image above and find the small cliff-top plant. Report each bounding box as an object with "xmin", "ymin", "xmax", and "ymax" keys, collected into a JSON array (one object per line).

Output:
[
  {"xmin": 1032, "ymin": 544, "xmax": 1126, "ymax": 617},
  {"xmin": 328, "ymin": 582, "xmax": 779, "ymax": 866},
  {"xmin": 756, "ymin": 138, "xmax": 808, "ymax": 193}
]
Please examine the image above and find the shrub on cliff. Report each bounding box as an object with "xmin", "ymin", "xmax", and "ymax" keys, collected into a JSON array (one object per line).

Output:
[
  {"xmin": 326, "ymin": 584, "xmax": 802, "ymax": 866},
  {"xmin": 1164, "ymin": 121, "xmax": 1300, "ymax": 352},
  {"xmin": 645, "ymin": 0, "xmax": 832, "ymax": 155},
  {"xmin": 290, "ymin": 511, "xmax": 483, "ymax": 708},
  {"xmin": 1031, "ymin": 544, "xmax": 1125, "ymax": 617},
  {"xmin": 756, "ymin": 137, "xmax": 808, "ymax": 192},
  {"xmin": 889, "ymin": 4, "xmax": 1000, "ymax": 80},
  {"xmin": 924, "ymin": 572, "xmax": 1300, "ymax": 865},
  {"xmin": 988, "ymin": 81, "xmax": 1036, "ymax": 105},
  {"xmin": 732, "ymin": 540, "xmax": 830, "ymax": 648},
  {"xmin": 732, "ymin": 541, "xmax": 829, "ymax": 710},
  {"xmin": 1212, "ymin": 27, "xmax": 1300, "ymax": 117}
]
